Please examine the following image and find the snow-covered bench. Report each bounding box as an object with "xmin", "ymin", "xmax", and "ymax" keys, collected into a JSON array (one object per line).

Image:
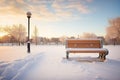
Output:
[{"xmin": 66, "ymin": 39, "xmax": 108, "ymax": 61}]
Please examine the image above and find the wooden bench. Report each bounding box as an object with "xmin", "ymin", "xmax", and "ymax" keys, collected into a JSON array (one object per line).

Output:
[{"xmin": 66, "ymin": 39, "xmax": 109, "ymax": 61}]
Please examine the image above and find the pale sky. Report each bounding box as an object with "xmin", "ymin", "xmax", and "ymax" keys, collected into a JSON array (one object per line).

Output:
[{"xmin": 0, "ymin": 0, "xmax": 120, "ymax": 38}]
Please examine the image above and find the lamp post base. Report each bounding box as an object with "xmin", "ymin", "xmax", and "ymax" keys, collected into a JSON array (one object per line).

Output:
[{"xmin": 27, "ymin": 42, "xmax": 30, "ymax": 53}]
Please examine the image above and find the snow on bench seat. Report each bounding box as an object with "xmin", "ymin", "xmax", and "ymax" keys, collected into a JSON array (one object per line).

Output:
[{"xmin": 66, "ymin": 48, "xmax": 108, "ymax": 52}]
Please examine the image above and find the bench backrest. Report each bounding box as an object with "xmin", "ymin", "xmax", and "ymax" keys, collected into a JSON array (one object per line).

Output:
[{"xmin": 66, "ymin": 39, "xmax": 103, "ymax": 48}]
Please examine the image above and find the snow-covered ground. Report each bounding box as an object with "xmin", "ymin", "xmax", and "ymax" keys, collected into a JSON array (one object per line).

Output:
[{"xmin": 0, "ymin": 45, "xmax": 120, "ymax": 80}]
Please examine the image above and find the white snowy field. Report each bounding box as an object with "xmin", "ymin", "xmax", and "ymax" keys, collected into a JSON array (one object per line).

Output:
[{"xmin": 0, "ymin": 45, "xmax": 120, "ymax": 80}]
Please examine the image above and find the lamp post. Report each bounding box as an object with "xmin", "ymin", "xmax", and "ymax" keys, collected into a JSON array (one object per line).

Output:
[{"xmin": 26, "ymin": 11, "xmax": 32, "ymax": 53}]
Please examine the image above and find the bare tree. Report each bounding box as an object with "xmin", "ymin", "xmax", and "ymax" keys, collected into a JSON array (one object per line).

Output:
[
  {"xmin": 80, "ymin": 32, "xmax": 97, "ymax": 38},
  {"xmin": 59, "ymin": 36, "xmax": 67, "ymax": 45},
  {"xmin": 3, "ymin": 24, "xmax": 26, "ymax": 45},
  {"xmin": 105, "ymin": 17, "xmax": 120, "ymax": 45},
  {"xmin": 32, "ymin": 26, "xmax": 39, "ymax": 45}
]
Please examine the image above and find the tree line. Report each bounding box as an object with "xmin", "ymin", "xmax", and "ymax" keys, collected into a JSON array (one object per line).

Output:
[
  {"xmin": 0, "ymin": 24, "xmax": 39, "ymax": 45},
  {"xmin": 0, "ymin": 17, "xmax": 120, "ymax": 45}
]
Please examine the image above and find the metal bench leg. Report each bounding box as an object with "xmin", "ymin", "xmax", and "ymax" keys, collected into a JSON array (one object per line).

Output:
[
  {"xmin": 102, "ymin": 50, "xmax": 109, "ymax": 60},
  {"xmin": 102, "ymin": 54, "xmax": 106, "ymax": 60},
  {"xmin": 98, "ymin": 53, "xmax": 102, "ymax": 59},
  {"xmin": 66, "ymin": 51, "xmax": 69, "ymax": 59},
  {"xmin": 98, "ymin": 53, "xmax": 105, "ymax": 61},
  {"xmin": 105, "ymin": 50, "xmax": 109, "ymax": 55}
]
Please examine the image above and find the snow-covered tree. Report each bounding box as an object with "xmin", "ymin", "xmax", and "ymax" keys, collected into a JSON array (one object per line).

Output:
[
  {"xmin": 32, "ymin": 26, "xmax": 39, "ymax": 45},
  {"xmin": 105, "ymin": 17, "xmax": 120, "ymax": 44},
  {"xmin": 3, "ymin": 24, "xmax": 26, "ymax": 45},
  {"xmin": 80, "ymin": 32, "xmax": 97, "ymax": 38},
  {"xmin": 59, "ymin": 36, "xmax": 67, "ymax": 44}
]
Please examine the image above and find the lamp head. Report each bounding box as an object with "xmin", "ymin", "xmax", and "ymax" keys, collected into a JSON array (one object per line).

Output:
[{"xmin": 27, "ymin": 11, "xmax": 32, "ymax": 18}]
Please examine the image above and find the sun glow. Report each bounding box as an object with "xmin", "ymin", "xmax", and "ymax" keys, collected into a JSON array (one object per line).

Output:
[{"xmin": 0, "ymin": 32, "xmax": 7, "ymax": 37}]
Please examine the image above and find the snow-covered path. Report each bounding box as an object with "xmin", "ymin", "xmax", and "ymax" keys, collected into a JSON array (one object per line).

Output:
[
  {"xmin": 0, "ymin": 45, "xmax": 120, "ymax": 80},
  {"xmin": 24, "ymin": 45, "xmax": 120, "ymax": 80}
]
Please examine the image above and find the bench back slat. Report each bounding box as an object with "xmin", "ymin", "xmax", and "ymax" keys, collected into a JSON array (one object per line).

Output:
[{"xmin": 66, "ymin": 39, "xmax": 102, "ymax": 48}]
